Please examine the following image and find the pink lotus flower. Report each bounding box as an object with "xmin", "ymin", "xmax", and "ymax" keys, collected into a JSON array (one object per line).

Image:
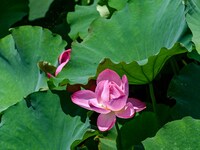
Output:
[
  {"xmin": 71, "ymin": 69, "xmax": 146, "ymax": 131},
  {"xmin": 55, "ymin": 49, "xmax": 71, "ymax": 76}
]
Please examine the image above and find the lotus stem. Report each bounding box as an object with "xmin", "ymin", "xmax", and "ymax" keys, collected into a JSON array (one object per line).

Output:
[
  {"xmin": 149, "ymin": 82, "xmax": 157, "ymax": 114},
  {"xmin": 116, "ymin": 121, "xmax": 123, "ymax": 150},
  {"xmin": 170, "ymin": 58, "xmax": 179, "ymax": 75}
]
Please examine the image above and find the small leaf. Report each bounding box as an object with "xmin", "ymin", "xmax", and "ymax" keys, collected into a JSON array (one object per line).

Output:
[{"xmin": 142, "ymin": 117, "xmax": 200, "ymax": 149}]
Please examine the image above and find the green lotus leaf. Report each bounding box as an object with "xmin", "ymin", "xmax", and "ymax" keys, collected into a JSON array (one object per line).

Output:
[
  {"xmin": 67, "ymin": 0, "xmax": 100, "ymax": 40},
  {"xmin": 56, "ymin": 43, "xmax": 186, "ymax": 85},
  {"xmin": 0, "ymin": 0, "xmax": 28, "ymax": 38},
  {"xmin": 97, "ymin": 44, "xmax": 187, "ymax": 84},
  {"xmin": 168, "ymin": 63, "xmax": 200, "ymax": 119},
  {"xmin": 71, "ymin": 130, "xmax": 99, "ymax": 149},
  {"xmin": 186, "ymin": 0, "xmax": 200, "ymax": 54},
  {"xmin": 120, "ymin": 112, "xmax": 159, "ymax": 149},
  {"xmin": 98, "ymin": 127, "xmax": 117, "ymax": 150},
  {"xmin": 142, "ymin": 117, "xmax": 200, "ymax": 149},
  {"xmin": 188, "ymin": 49, "xmax": 200, "ymax": 62},
  {"xmin": 0, "ymin": 26, "xmax": 67, "ymax": 112},
  {"xmin": 108, "ymin": 0, "xmax": 128, "ymax": 10},
  {"xmin": 0, "ymin": 90, "xmax": 90, "ymax": 149},
  {"xmin": 57, "ymin": 0, "xmax": 188, "ymax": 85},
  {"xmin": 28, "ymin": 0, "xmax": 54, "ymax": 20}
]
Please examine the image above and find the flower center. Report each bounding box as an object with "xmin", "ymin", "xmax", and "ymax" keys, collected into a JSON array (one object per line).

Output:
[{"xmin": 109, "ymin": 81, "xmax": 124, "ymax": 100}]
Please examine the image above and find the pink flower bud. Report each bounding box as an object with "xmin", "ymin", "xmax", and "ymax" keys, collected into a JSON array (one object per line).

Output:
[{"xmin": 55, "ymin": 49, "xmax": 71, "ymax": 76}]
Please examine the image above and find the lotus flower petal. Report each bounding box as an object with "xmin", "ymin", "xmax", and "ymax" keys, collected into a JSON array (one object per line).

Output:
[
  {"xmin": 59, "ymin": 49, "xmax": 71, "ymax": 64},
  {"xmin": 55, "ymin": 49, "xmax": 71, "ymax": 76},
  {"xmin": 97, "ymin": 69, "xmax": 121, "ymax": 86},
  {"xmin": 55, "ymin": 63, "xmax": 66, "ymax": 76},
  {"xmin": 71, "ymin": 90, "xmax": 96, "ymax": 110},
  {"xmin": 97, "ymin": 112, "xmax": 116, "ymax": 131},
  {"xmin": 115, "ymin": 102, "xmax": 135, "ymax": 118},
  {"xmin": 47, "ymin": 73, "xmax": 54, "ymax": 78},
  {"xmin": 122, "ymin": 75, "xmax": 129, "ymax": 96},
  {"xmin": 105, "ymin": 95, "xmax": 127, "ymax": 111},
  {"xmin": 89, "ymin": 100, "xmax": 111, "ymax": 114},
  {"xmin": 95, "ymin": 80, "xmax": 110, "ymax": 104},
  {"xmin": 128, "ymin": 98, "xmax": 146, "ymax": 112},
  {"xmin": 109, "ymin": 81, "xmax": 125, "ymax": 100}
]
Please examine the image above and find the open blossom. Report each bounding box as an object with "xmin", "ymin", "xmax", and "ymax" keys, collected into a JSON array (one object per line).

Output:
[{"xmin": 71, "ymin": 69, "xmax": 146, "ymax": 131}]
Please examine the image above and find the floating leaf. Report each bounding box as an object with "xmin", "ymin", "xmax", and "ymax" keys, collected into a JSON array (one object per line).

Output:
[
  {"xmin": 142, "ymin": 117, "xmax": 200, "ymax": 149},
  {"xmin": 57, "ymin": 0, "xmax": 187, "ymax": 85},
  {"xmin": 0, "ymin": 26, "xmax": 67, "ymax": 112},
  {"xmin": 168, "ymin": 63, "xmax": 200, "ymax": 119},
  {"xmin": 186, "ymin": 0, "xmax": 200, "ymax": 54},
  {"xmin": 28, "ymin": 0, "xmax": 54, "ymax": 20},
  {"xmin": 0, "ymin": 90, "xmax": 89, "ymax": 149}
]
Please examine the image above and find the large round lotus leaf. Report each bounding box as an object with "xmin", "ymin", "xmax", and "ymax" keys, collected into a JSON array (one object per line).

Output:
[
  {"xmin": 0, "ymin": 0, "xmax": 28, "ymax": 38},
  {"xmin": 168, "ymin": 63, "xmax": 200, "ymax": 119},
  {"xmin": 186, "ymin": 0, "xmax": 200, "ymax": 54},
  {"xmin": 57, "ymin": 0, "xmax": 187, "ymax": 85},
  {"xmin": 0, "ymin": 90, "xmax": 89, "ymax": 149},
  {"xmin": 57, "ymin": 44, "xmax": 186, "ymax": 85},
  {"xmin": 97, "ymin": 44, "xmax": 186, "ymax": 84},
  {"xmin": 28, "ymin": 0, "xmax": 54, "ymax": 20},
  {"xmin": 142, "ymin": 117, "xmax": 200, "ymax": 149},
  {"xmin": 0, "ymin": 26, "xmax": 67, "ymax": 112}
]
